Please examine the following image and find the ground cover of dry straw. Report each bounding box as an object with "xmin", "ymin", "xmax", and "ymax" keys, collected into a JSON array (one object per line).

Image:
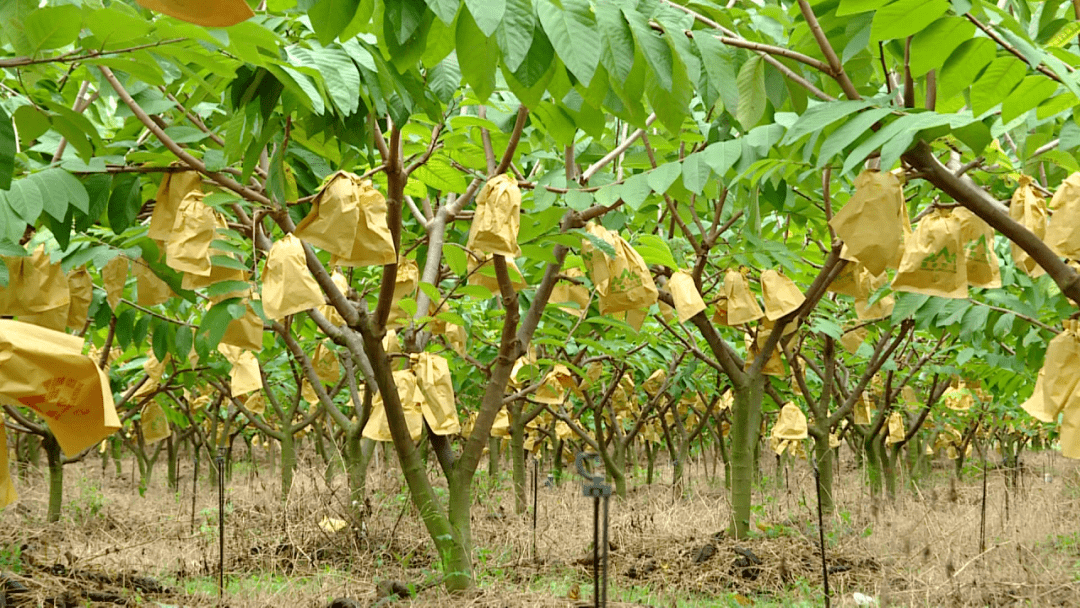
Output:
[{"xmin": 1, "ymin": 445, "xmax": 1079, "ymax": 607}]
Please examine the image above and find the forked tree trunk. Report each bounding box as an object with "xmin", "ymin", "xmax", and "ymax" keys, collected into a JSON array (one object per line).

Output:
[{"xmin": 43, "ymin": 432, "xmax": 64, "ymax": 523}]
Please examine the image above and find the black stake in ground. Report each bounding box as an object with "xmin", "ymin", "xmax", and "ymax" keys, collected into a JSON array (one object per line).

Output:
[
  {"xmin": 812, "ymin": 459, "xmax": 830, "ymax": 608},
  {"xmin": 980, "ymin": 448, "xmax": 988, "ymax": 554},
  {"xmin": 217, "ymin": 447, "xmax": 226, "ymax": 604},
  {"xmin": 576, "ymin": 452, "xmax": 611, "ymax": 608}
]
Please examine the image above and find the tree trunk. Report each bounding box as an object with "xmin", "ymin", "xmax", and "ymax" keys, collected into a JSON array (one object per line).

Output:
[
  {"xmin": 43, "ymin": 432, "xmax": 63, "ymax": 523},
  {"xmin": 509, "ymin": 401, "xmax": 528, "ymax": 514},
  {"xmin": 487, "ymin": 436, "xmax": 500, "ymax": 482},
  {"xmin": 864, "ymin": 435, "xmax": 885, "ymax": 499},
  {"xmin": 166, "ymin": 432, "xmax": 178, "ymax": 491},
  {"xmin": 813, "ymin": 433, "xmax": 835, "ymax": 512},
  {"xmin": 729, "ymin": 377, "xmax": 764, "ymax": 539},
  {"xmin": 280, "ymin": 432, "xmax": 296, "ymax": 504},
  {"xmin": 645, "ymin": 441, "xmax": 656, "ymax": 485}
]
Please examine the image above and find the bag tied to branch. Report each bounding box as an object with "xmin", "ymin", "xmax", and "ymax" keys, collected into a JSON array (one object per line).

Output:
[
  {"xmin": 412, "ymin": 352, "xmax": 460, "ymax": 436},
  {"xmin": 1046, "ymin": 171, "xmax": 1080, "ymax": 260},
  {"xmin": 0, "ymin": 320, "xmax": 121, "ymax": 457},
  {"xmin": 550, "ymin": 267, "xmax": 591, "ymax": 317},
  {"xmin": 148, "ymin": 169, "xmax": 202, "ymax": 242},
  {"xmin": 0, "ymin": 418, "xmax": 15, "ymax": 508},
  {"xmin": 66, "ymin": 267, "xmax": 93, "ymax": 331},
  {"xmin": 953, "ymin": 207, "xmax": 1002, "ymax": 289},
  {"xmin": 262, "ymin": 234, "xmax": 325, "ymax": 320},
  {"xmin": 761, "ymin": 269, "xmax": 804, "ymax": 321},
  {"xmin": 317, "ymin": 174, "xmax": 398, "ymax": 268},
  {"xmin": 580, "ymin": 222, "xmax": 658, "ymax": 316},
  {"xmin": 722, "ymin": 269, "xmax": 764, "ymax": 326},
  {"xmin": 891, "ymin": 208, "xmax": 967, "ymax": 299},
  {"xmin": 134, "ymin": 262, "xmax": 174, "ymax": 307},
  {"xmin": 221, "ymin": 299, "xmax": 264, "ymax": 352},
  {"xmin": 771, "ymin": 402, "xmax": 808, "ymax": 455},
  {"xmin": 1009, "ymin": 175, "xmax": 1048, "ymax": 277},
  {"xmin": 468, "ymin": 174, "xmax": 521, "ymax": 258},
  {"xmin": 364, "ymin": 370, "xmax": 424, "ymax": 442},
  {"xmin": 1022, "ymin": 320, "xmax": 1080, "ymax": 458},
  {"xmin": 667, "ymin": 270, "xmax": 706, "ymax": 323},
  {"xmin": 165, "ymin": 191, "xmax": 216, "ymax": 277},
  {"xmin": 829, "ymin": 170, "xmax": 908, "ymax": 276},
  {"xmin": 140, "ymin": 400, "xmax": 171, "ymax": 445}
]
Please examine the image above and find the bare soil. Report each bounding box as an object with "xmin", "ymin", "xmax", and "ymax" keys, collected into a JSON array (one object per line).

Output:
[{"xmin": 2, "ymin": 444, "xmax": 1079, "ymax": 607}]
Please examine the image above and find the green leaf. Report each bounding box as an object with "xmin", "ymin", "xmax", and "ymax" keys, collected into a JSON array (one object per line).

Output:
[
  {"xmin": 38, "ymin": 168, "xmax": 89, "ymax": 219},
  {"xmin": 817, "ymin": 108, "xmax": 892, "ymax": 167},
  {"xmin": 633, "ymin": 234, "xmax": 677, "ymax": 269},
  {"xmin": 624, "ymin": 7, "xmax": 671, "ymax": 92},
  {"xmin": 465, "ymin": 0, "xmax": 505, "ymax": 37},
  {"xmin": 837, "ymin": 0, "xmax": 890, "ymax": 16},
  {"xmin": 695, "ymin": 34, "xmax": 739, "ymax": 114},
  {"xmin": 174, "ymin": 325, "xmax": 193, "ymax": 362},
  {"xmin": 86, "ymin": 5, "xmax": 151, "ymax": 45},
  {"xmin": 680, "ymin": 153, "xmax": 711, "ymax": 195},
  {"xmin": 909, "ymin": 17, "xmax": 976, "ymax": 77},
  {"xmin": 595, "ymin": 1, "xmax": 634, "ymax": 82},
  {"xmin": 736, "ymin": 55, "xmax": 766, "ymax": 129},
  {"xmin": 970, "ymin": 56, "xmax": 1027, "ymax": 117},
  {"xmin": 782, "ymin": 99, "xmax": 876, "ymax": 145},
  {"xmin": 937, "ymin": 38, "xmax": 996, "ymax": 101},
  {"xmin": 993, "ymin": 312, "xmax": 1015, "ymax": 337},
  {"xmin": 24, "ymin": 5, "xmax": 82, "ymax": 52},
  {"xmin": 0, "ymin": 106, "xmax": 13, "ymax": 191},
  {"xmin": 843, "ymin": 112, "xmax": 955, "ymax": 174},
  {"xmin": 952, "ymin": 119, "xmax": 992, "ymax": 155},
  {"xmin": 5, "ymin": 178, "xmax": 43, "ymax": 224},
  {"xmin": 871, "ymin": 0, "xmax": 950, "ymax": 42},
  {"xmin": 456, "ymin": 7, "xmax": 499, "ymax": 102},
  {"xmin": 309, "ymin": 0, "xmax": 361, "ymax": 46},
  {"xmin": 647, "ymin": 162, "xmax": 682, "ymax": 194},
  {"xmin": 445, "ymin": 245, "xmax": 467, "ymax": 276},
  {"xmin": 577, "ymin": 228, "xmax": 617, "ymax": 258},
  {"xmin": 702, "ymin": 139, "xmax": 742, "ymax": 176},
  {"xmin": 107, "ymin": 174, "xmax": 141, "ymax": 234},
  {"xmin": 892, "ymin": 292, "xmax": 929, "ymax": 322},
  {"xmin": 496, "ymin": 0, "xmax": 535, "ymax": 72},
  {"xmin": 115, "ymin": 308, "xmax": 137, "ymax": 351},
  {"xmin": 537, "ymin": 0, "xmax": 600, "ymax": 86},
  {"xmin": 207, "ymin": 280, "xmax": 253, "ymax": 298},
  {"xmin": 413, "ymin": 156, "xmax": 467, "ymax": 192},
  {"xmin": 1001, "ymin": 75, "xmax": 1059, "ymax": 124},
  {"xmin": 302, "ymin": 45, "xmax": 362, "ymax": 116}
]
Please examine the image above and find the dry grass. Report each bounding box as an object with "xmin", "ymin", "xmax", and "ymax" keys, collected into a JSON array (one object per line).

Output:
[{"xmin": 2, "ymin": 443, "xmax": 1080, "ymax": 607}]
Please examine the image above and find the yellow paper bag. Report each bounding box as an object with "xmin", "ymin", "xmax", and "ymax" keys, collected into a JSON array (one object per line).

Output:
[
  {"xmin": 364, "ymin": 370, "xmax": 424, "ymax": 442},
  {"xmin": 550, "ymin": 267, "xmax": 591, "ymax": 316},
  {"xmin": 829, "ymin": 170, "xmax": 907, "ymax": 275},
  {"xmin": 468, "ymin": 174, "xmax": 522, "ymax": 258},
  {"xmin": 413, "ymin": 352, "xmax": 460, "ymax": 436},
  {"xmin": 491, "ymin": 407, "xmax": 511, "ymax": 438},
  {"xmin": 1023, "ymin": 321, "xmax": 1080, "ymax": 424},
  {"xmin": 0, "ymin": 321, "xmax": 121, "ymax": 457},
  {"xmin": 316, "ymin": 174, "xmax": 397, "ymax": 268},
  {"xmin": 1046, "ymin": 172, "xmax": 1080, "ymax": 260},
  {"xmin": 468, "ymin": 253, "xmax": 527, "ymax": 295},
  {"xmin": 902, "ymin": 385, "xmax": 920, "ymax": 410},
  {"xmin": 891, "ymin": 208, "xmax": 967, "ymax": 299},
  {"xmin": 444, "ymin": 323, "xmax": 466, "ymax": 356},
  {"xmin": 580, "ymin": 223, "xmax": 658, "ymax": 315},
  {"xmin": 533, "ymin": 365, "xmax": 573, "ymax": 405},
  {"xmin": 166, "ymin": 191, "xmax": 216, "ymax": 276},
  {"xmin": 1, "ymin": 418, "xmax": 16, "ymax": 508},
  {"xmin": 295, "ymin": 171, "xmax": 364, "ymax": 258},
  {"xmin": 134, "ymin": 352, "xmax": 170, "ymax": 399},
  {"xmin": 317, "ymin": 270, "xmax": 350, "ymax": 326},
  {"xmin": 643, "ymin": 368, "xmax": 666, "ymax": 397},
  {"xmin": 262, "ymin": 234, "xmax": 325, "ymax": 320},
  {"xmin": 133, "ymin": 262, "xmax": 173, "ymax": 307},
  {"xmin": 840, "ymin": 325, "xmax": 867, "ymax": 355},
  {"xmin": 387, "ymin": 257, "xmax": 418, "ymax": 327},
  {"xmin": 723, "ymin": 269, "xmax": 764, "ymax": 326},
  {"xmin": 1009, "ymin": 175, "xmax": 1048, "ymax": 277},
  {"xmin": 244, "ymin": 391, "xmax": 265, "ymax": 416},
  {"xmin": 140, "ymin": 401, "xmax": 171, "ymax": 444},
  {"xmin": 745, "ymin": 328, "xmax": 785, "ymax": 376},
  {"xmin": 301, "ymin": 378, "xmax": 319, "ymax": 404},
  {"xmin": 312, "ymin": 343, "xmax": 340, "ymax": 385},
  {"xmin": 218, "ymin": 344, "xmax": 261, "ymax": 396},
  {"xmin": 0, "ymin": 248, "xmax": 71, "ymax": 322},
  {"xmin": 885, "ymin": 412, "xmax": 905, "ymax": 445},
  {"xmin": 221, "ymin": 300, "xmax": 264, "ymax": 352},
  {"xmin": 148, "ymin": 170, "xmax": 202, "ymax": 241},
  {"xmin": 772, "ymin": 403, "xmax": 808, "ymax": 443},
  {"xmin": 102, "ymin": 255, "xmax": 129, "ymax": 311},
  {"xmin": 667, "ymin": 270, "xmax": 706, "ymax": 322},
  {"xmin": 760, "ymin": 269, "xmax": 804, "ymax": 321},
  {"xmin": 953, "ymin": 207, "xmax": 1002, "ymax": 289},
  {"xmin": 854, "ymin": 393, "xmax": 875, "ymax": 425},
  {"xmin": 66, "ymin": 267, "xmax": 93, "ymax": 330}
]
